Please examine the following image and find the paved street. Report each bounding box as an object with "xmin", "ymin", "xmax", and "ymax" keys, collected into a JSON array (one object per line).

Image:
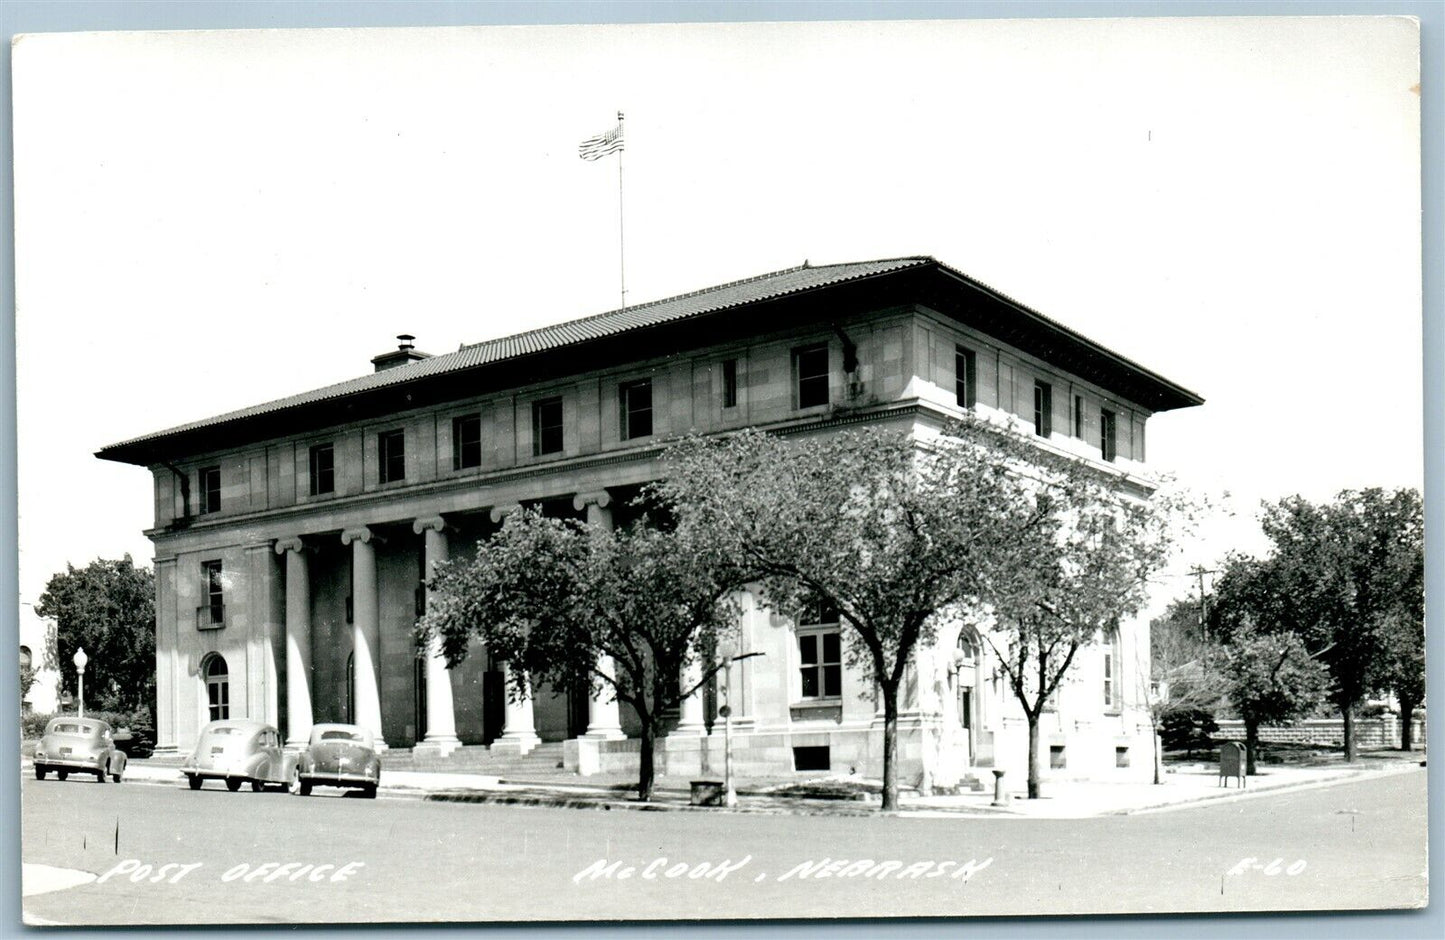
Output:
[{"xmin": 20, "ymin": 767, "xmax": 1427, "ymax": 925}]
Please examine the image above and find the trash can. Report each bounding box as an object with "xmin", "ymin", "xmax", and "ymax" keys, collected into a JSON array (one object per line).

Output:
[{"xmin": 690, "ymin": 780, "xmax": 726, "ymax": 806}]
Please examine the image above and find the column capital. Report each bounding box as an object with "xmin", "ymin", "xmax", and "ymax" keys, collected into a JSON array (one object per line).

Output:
[
  {"xmin": 341, "ymin": 526, "xmax": 380, "ymax": 546},
  {"xmin": 274, "ymin": 536, "xmax": 308, "ymax": 555},
  {"xmin": 572, "ymin": 489, "xmax": 613, "ymax": 512},
  {"xmin": 413, "ymin": 515, "xmax": 448, "ymax": 535},
  {"xmin": 489, "ymin": 503, "xmax": 523, "ymax": 524}
]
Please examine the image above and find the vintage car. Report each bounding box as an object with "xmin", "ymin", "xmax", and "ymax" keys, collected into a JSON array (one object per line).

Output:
[
  {"xmin": 34, "ymin": 717, "xmax": 127, "ymax": 783},
  {"xmin": 291, "ymin": 724, "xmax": 381, "ymax": 798},
  {"xmin": 182, "ymin": 719, "xmax": 295, "ymax": 792}
]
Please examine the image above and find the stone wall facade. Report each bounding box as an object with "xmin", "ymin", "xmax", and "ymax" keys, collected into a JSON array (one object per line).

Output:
[{"xmin": 1213, "ymin": 716, "xmax": 1426, "ymax": 750}]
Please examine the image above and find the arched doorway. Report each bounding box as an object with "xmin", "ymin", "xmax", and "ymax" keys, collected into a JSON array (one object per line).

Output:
[
  {"xmin": 202, "ymin": 653, "xmax": 229, "ymax": 721},
  {"xmin": 955, "ymin": 630, "xmax": 981, "ymax": 764}
]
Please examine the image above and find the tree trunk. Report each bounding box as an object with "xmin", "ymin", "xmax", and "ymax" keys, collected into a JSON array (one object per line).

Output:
[
  {"xmin": 1399, "ymin": 701, "xmax": 1416, "ymax": 751},
  {"xmin": 1341, "ymin": 704, "xmax": 1357, "ymax": 762},
  {"xmin": 1244, "ymin": 720, "xmax": 1259, "ymax": 776},
  {"xmin": 1026, "ymin": 714, "xmax": 1042, "ymax": 799},
  {"xmin": 880, "ymin": 689, "xmax": 899, "ymax": 811},
  {"xmin": 637, "ymin": 720, "xmax": 656, "ymax": 802}
]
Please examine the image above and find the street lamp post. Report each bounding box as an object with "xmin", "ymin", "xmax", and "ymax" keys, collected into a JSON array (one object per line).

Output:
[
  {"xmin": 73, "ymin": 647, "xmax": 89, "ymax": 718},
  {"xmin": 715, "ymin": 642, "xmax": 762, "ymax": 810}
]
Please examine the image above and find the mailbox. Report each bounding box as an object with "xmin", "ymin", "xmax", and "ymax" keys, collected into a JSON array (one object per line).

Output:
[{"xmin": 1218, "ymin": 741, "xmax": 1247, "ymax": 788}]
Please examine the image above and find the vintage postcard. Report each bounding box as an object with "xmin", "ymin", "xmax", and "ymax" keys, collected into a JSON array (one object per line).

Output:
[{"xmin": 12, "ymin": 13, "xmax": 1427, "ymax": 928}]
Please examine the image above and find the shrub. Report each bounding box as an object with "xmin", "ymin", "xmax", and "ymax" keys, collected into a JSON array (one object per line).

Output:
[
  {"xmin": 20, "ymin": 706, "xmax": 154, "ymax": 740},
  {"xmin": 1161, "ymin": 707, "xmax": 1219, "ymax": 757}
]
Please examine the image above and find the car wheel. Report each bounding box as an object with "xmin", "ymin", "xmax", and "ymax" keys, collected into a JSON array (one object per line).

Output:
[
  {"xmin": 34, "ymin": 766, "xmax": 46, "ymax": 780},
  {"xmin": 96, "ymin": 770, "xmax": 107, "ymax": 784},
  {"xmin": 56, "ymin": 771, "xmax": 68, "ymax": 782},
  {"xmin": 250, "ymin": 779, "xmax": 264, "ymax": 793},
  {"xmin": 187, "ymin": 774, "xmax": 202, "ymax": 790},
  {"xmin": 363, "ymin": 785, "xmax": 378, "ymax": 800},
  {"xmin": 112, "ymin": 769, "xmax": 124, "ymax": 783},
  {"xmin": 225, "ymin": 778, "xmax": 242, "ymax": 792}
]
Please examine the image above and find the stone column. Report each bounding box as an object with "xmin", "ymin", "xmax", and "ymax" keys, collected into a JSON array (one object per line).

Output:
[
  {"xmin": 414, "ymin": 515, "xmax": 460, "ymax": 756},
  {"xmin": 244, "ymin": 541, "xmax": 282, "ymax": 731},
  {"xmin": 341, "ymin": 526, "xmax": 386, "ymax": 750},
  {"xmin": 275, "ymin": 538, "xmax": 313, "ymax": 748},
  {"xmin": 492, "ymin": 660, "xmax": 541, "ymax": 755},
  {"xmin": 674, "ymin": 657, "xmax": 708, "ymax": 735},
  {"xmin": 154, "ymin": 557, "xmax": 180, "ymax": 753},
  {"xmin": 575, "ymin": 490, "xmax": 626, "ymax": 740}
]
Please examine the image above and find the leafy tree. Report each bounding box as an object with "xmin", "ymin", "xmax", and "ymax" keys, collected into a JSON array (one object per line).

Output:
[
  {"xmin": 982, "ymin": 462, "xmax": 1180, "ymax": 798},
  {"xmin": 1141, "ymin": 598, "xmax": 1224, "ymax": 781},
  {"xmin": 659, "ymin": 423, "xmax": 1054, "ymax": 810},
  {"xmin": 35, "ymin": 556, "xmax": 155, "ymax": 713},
  {"xmin": 417, "ymin": 510, "xmax": 743, "ymax": 802},
  {"xmin": 20, "ymin": 666, "xmax": 37, "ymax": 707},
  {"xmin": 1219, "ymin": 629, "xmax": 1329, "ymax": 774},
  {"xmin": 1381, "ymin": 611, "xmax": 1426, "ymax": 750},
  {"xmin": 1212, "ymin": 489, "xmax": 1423, "ymax": 761}
]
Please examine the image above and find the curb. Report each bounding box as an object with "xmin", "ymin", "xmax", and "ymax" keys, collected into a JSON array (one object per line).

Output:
[{"xmin": 423, "ymin": 789, "xmax": 884, "ymax": 817}]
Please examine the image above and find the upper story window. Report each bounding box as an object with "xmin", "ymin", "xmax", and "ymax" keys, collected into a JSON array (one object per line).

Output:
[
  {"xmin": 1100, "ymin": 409, "xmax": 1117, "ymax": 462},
  {"xmin": 533, "ymin": 397, "xmax": 564, "ymax": 456},
  {"xmin": 199, "ymin": 466, "xmax": 221, "ymax": 514},
  {"xmin": 1033, "ymin": 381, "xmax": 1053, "ymax": 437},
  {"xmin": 200, "ymin": 560, "xmax": 224, "ymax": 629},
  {"xmin": 378, "ymin": 429, "xmax": 405, "ymax": 483},
  {"xmin": 453, "ymin": 414, "xmax": 482, "ymax": 470},
  {"xmin": 956, "ymin": 346, "xmax": 977, "ymax": 409},
  {"xmin": 797, "ymin": 596, "xmax": 841, "ymax": 700},
  {"xmin": 1073, "ymin": 394, "xmax": 1084, "ymax": 439},
  {"xmin": 309, "ymin": 443, "xmax": 335, "ymax": 496},
  {"xmin": 794, "ymin": 344, "xmax": 829, "ymax": 409},
  {"xmin": 620, "ymin": 379, "xmax": 653, "ymax": 440},
  {"xmin": 722, "ymin": 358, "xmax": 739, "ymax": 409}
]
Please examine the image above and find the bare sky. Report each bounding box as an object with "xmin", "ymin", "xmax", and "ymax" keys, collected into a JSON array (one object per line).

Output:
[{"xmin": 12, "ymin": 16, "xmax": 1423, "ymax": 610}]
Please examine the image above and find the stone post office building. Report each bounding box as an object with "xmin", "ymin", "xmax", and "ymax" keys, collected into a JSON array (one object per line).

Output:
[{"xmin": 98, "ymin": 257, "xmax": 1201, "ymax": 787}]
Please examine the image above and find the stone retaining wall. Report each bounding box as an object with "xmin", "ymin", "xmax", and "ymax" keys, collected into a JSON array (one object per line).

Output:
[{"xmin": 1213, "ymin": 716, "xmax": 1426, "ymax": 749}]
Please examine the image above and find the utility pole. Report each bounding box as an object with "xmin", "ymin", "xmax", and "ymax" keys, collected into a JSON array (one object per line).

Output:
[{"xmin": 1189, "ymin": 566, "xmax": 1218, "ymax": 643}]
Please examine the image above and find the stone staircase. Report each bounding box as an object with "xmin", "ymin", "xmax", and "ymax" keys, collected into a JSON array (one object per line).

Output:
[{"xmin": 380, "ymin": 741, "xmax": 568, "ymax": 780}]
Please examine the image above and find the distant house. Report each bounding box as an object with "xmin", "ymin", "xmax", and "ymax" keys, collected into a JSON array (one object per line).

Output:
[
  {"xmin": 96, "ymin": 256, "xmax": 1201, "ymax": 785},
  {"xmin": 19, "ymin": 603, "xmax": 60, "ymax": 714}
]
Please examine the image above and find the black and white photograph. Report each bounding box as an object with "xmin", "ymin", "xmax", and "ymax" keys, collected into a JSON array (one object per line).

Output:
[{"xmin": 8, "ymin": 5, "xmax": 1434, "ymax": 932}]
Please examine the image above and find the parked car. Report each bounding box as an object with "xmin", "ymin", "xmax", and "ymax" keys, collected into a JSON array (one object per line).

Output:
[
  {"xmin": 182, "ymin": 719, "xmax": 295, "ymax": 792},
  {"xmin": 291, "ymin": 724, "xmax": 381, "ymax": 798},
  {"xmin": 34, "ymin": 717, "xmax": 127, "ymax": 783}
]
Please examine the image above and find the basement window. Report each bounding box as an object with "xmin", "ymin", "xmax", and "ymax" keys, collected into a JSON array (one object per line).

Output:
[
  {"xmin": 793, "ymin": 746, "xmax": 831, "ymax": 772},
  {"xmin": 1050, "ymin": 745, "xmax": 1067, "ymax": 770}
]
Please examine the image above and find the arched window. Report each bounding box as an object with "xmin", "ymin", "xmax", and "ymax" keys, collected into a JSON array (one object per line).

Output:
[
  {"xmin": 202, "ymin": 654, "xmax": 229, "ymax": 721},
  {"xmin": 20, "ymin": 645, "xmax": 32, "ymax": 670}
]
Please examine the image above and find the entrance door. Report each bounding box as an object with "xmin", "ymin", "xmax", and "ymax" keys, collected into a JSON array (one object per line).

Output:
[
  {"xmin": 567, "ymin": 680, "xmax": 590, "ymax": 739},
  {"xmin": 482, "ymin": 670, "xmax": 505, "ymax": 744}
]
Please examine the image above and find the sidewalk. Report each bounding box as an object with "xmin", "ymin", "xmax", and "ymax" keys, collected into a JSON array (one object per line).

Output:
[{"xmin": 24, "ymin": 753, "xmax": 1422, "ymax": 818}]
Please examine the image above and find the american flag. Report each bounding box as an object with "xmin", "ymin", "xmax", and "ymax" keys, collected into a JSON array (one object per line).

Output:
[{"xmin": 578, "ymin": 120, "xmax": 623, "ymax": 161}]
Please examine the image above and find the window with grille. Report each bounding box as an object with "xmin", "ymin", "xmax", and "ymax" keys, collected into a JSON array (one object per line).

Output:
[
  {"xmin": 452, "ymin": 414, "xmax": 482, "ymax": 470},
  {"xmin": 378, "ymin": 429, "xmax": 405, "ymax": 483},
  {"xmin": 204, "ymin": 654, "xmax": 229, "ymax": 720},
  {"xmin": 200, "ymin": 560, "xmax": 224, "ymax": 628},
  {"xmin": 309, "ymin": 443, "xmax": 334, "ymax": 495}
]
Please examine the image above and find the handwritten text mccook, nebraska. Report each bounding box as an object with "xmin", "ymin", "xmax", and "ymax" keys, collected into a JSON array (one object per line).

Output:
[{"xmin": 572, "ymin": 856, "xmax": 993, "ymax": 885}]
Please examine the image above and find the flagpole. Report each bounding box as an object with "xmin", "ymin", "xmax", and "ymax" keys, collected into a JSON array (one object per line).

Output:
[{"xmin": 617, "ymin": 110, "xmax": 626, "ymax": 313}]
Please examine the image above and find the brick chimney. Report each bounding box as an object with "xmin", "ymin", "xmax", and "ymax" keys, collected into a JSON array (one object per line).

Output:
[{"xmin": 371, "ymin": 334, "xmax": 432, "ymax": 372}]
